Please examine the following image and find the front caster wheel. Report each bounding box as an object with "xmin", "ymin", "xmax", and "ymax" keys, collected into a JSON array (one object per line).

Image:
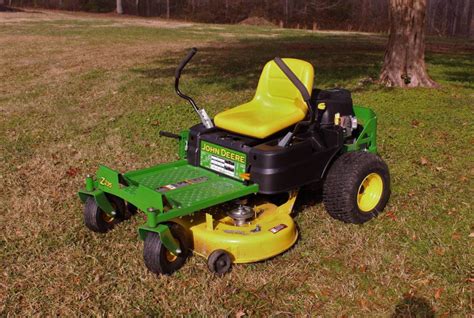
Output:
[
  {"xmin": 83, "ymin": 195, "xmax": 126, "ymax": 233},
  {"xmin": 143, "ymin": 224, "xmax": 190, "ymax": 275},
  {"xmin": 207, "ymin": 250, "xmax": 232, "ymax": 275}
]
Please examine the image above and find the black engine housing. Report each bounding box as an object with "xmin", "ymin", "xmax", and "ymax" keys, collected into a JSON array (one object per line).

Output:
[
  {"xmin": 186, "ymin": 123, "xmax": 344, "ymax": 194},
  {"xmin": 311, "ymin": 88, "xmax": 355, "ymax": 126}
]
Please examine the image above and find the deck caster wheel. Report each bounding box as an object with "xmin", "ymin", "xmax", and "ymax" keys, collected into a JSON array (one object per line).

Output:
[
  {"xmin": 83, "ymin": 195, "xmax": 126, "ymax": 233},
  {"xmin": 207, "ymin": 250, "xmax": 232, "ymax": 275},
  {"xmin": 323, "ymin": 151, "xmax": 390, "ymax": 224},
  {"xmin": 143, "ymin": 224, "xmax": 190, "ymax": 275}
]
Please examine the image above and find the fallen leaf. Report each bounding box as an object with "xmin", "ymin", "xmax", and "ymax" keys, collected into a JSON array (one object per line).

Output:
[
  {"xmin": 385, "ymin": 211, "xmax": 397, "ymax": 221},
  {"xmin": 468, "ymin": 232, "xmax": 474, "ymax": 238},
  {"xmin": 151, "ymin": 120, "xmax": 160, "ymax": 126},
  {"xmin": 359, "ymin": 298, "xmax": 369, "ymax": 310},
  {"xmin": 417, "ymin": 278, "xmax": 430, "ymax": 286},
  {"xmin": 235, "ymin": 310, "xmax": 246, "ymax": 318},
  {"xmin": 452, "ymin": 232, "xmax": 461, "ymax": 240},
  {"xmin": 420, "ymin": 157, "xmax": 429, "ymax": 165},
  {"xmin": 434, "ymin": 287, "xmax": 444, "ymax": 299},
  {"xmin": 411, "ymin": 119, "xmax": 420, "ymax": 127},
  {"xmin": 434, "ymin": 247, "xmax": 445, "ymax": 256},
  {"xmin": 459, "ymin": 175, "xmax": 468, "ymax": 182},
  {"xmin": 403, "ymin": 290, "xmax": 415, "ymax": 298},
  {"xmin": 66, "ymin": 167, "xmax": 80, "ymax": 177}
]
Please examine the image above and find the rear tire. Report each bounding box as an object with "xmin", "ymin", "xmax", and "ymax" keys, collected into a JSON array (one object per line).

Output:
[
  {"xmin": 323, "ymin": 151, "xmax": 390, "ymax": 224},
  {"xmin": 143, "ymin": 223, "xmax": 190, "ymax": 275},
  {"xmin": 83, "ymin": 195, "xmax": 126, "ymax": 233}
]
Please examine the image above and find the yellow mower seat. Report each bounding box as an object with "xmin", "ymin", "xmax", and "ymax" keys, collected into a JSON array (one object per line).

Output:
[{"xmin": 214, "ymin": 58, "xmax": 314, "ymax": 139}]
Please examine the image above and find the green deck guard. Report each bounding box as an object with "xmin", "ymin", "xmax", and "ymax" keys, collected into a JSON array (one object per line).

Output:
[
  {"xmin": 345, "ymin": 105, "xmax": 378, "ymax": 153},
  {"xmin": 78, "ymin": 160, "xmax": 258, "ymax": 252},
  {"xmin": 138, "ymin": 224, "xmax": 181, "ymax": 255}
]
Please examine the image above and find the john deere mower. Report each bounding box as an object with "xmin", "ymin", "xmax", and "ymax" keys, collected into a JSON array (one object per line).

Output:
[{"xmin": 78, "ymin": 48, "xmax": 390, "ymax": 275}]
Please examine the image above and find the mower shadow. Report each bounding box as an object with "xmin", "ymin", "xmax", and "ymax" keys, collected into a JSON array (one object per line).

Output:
[
  {"xmin": 293, "ymin": 184, "xmax": 324, "ymax": 216},
  {"xmin": 391, "ymin": 295, "xmax": 435, "ymax": 318}
]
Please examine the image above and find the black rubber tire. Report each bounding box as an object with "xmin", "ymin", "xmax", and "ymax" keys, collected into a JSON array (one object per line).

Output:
[
  {"xmin": 323, "ymin": 151, "xmax": 390, "ymax": 224},
  {"xmin": 83, "ymin": 195, "xmax": 126, "ymax": 233},
  {"xmin": 143, "ymin": 223, "xmax": 190, "ymax": 275},
  {"xmin": 207, "ymin": 249, "xmax": 232, "ymax": 275}
]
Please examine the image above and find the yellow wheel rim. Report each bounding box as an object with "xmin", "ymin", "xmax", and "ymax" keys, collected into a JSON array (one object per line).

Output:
[
  {"xmin": 357, "ymin": 173, "xmax": 383, "ymax": 212},
  {"xmin": 101, "ymin": 212, "xmax": 115, "ymax": 223},
  {"xmin": 165, "ymin": 250, "xmax": 178, "ymax": 262}
]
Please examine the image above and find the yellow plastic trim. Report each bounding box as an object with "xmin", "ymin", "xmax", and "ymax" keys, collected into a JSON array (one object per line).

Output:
[
  {"xmin": 174, "ymin": 191, "xmax": 299, "ymax": 263},
  {"xmin": 214, "ymin": 59, "xmax": 314, "ymax": 139},
  {"xmin": 317, "ymin": 102, "xmax": 326, "ymax": 110},
  {"xmin": 101, "ymin": 212, "xmax": 115, "ymax": 223},
  {"xmin": 165, "ymin": 250, "xmax": 178, "ymax": 262},
  {"xmin": 357, "ymin": 173, "xmax": 383, "ymax": 212}
]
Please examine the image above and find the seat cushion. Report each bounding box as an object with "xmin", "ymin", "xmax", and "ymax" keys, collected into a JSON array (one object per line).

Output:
[
  {"xmin": 214, "ymin": 99, "xmax": 307, "ymax": 139},
  {"xmin": 214, "ymin": 58, "xmax": 314, "ymax": 139}
]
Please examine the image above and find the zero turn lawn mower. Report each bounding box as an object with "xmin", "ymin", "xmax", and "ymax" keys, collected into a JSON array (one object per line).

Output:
[{"xmin": 78, "ymin": 48, "xmax": 390, "ymax": 275}]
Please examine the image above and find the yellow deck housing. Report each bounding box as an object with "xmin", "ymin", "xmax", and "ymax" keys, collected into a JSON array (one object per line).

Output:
[
  {"xmin": 214, "ymin": 58, "xmax": 314, "ymax": 139},
  {"xmin": 174, "ymin": 192, "xmax": 299, "ymax": 263}
]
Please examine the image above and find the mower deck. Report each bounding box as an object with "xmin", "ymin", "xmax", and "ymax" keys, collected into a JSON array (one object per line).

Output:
[{"xmin": 174, "ymin": 191, "xmax": 299, "ymax": 263}]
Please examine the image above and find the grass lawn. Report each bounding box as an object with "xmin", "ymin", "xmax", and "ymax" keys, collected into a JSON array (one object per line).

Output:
[{"xmin": 1, "ymin": 9, "xmax": 473, "ymax": 316}]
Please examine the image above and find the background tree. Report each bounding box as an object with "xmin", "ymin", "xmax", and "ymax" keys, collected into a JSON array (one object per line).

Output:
[
  {"xmin": 380, "ymin": 0, "xmax": 438, "ymax": 87},
  {"xmin": 6, "ymin": 0, "xmax": 473, "ymax": 38},
  {"xmin": 116, "ymin": 0, "xmax": 123, "ymax": 14}
]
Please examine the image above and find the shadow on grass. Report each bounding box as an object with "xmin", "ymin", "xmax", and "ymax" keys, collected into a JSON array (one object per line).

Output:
[
  {"xmin": 392, "ymin": 296, "xmax": 435, "ymax": 318},
  {"xmin": 0, "ymin": 5, "xmax": 23, "ymax": 12},
  {"xmin": 0, "ymin": 5, "xmax": 43, "ymax": 13},
  {"xmin": 133, "ymin": 33, "xmax": 474, "ymax": 94},
  {"xmin": 133, "ymin": 35, "xmax": 386, "ymax": 91}
]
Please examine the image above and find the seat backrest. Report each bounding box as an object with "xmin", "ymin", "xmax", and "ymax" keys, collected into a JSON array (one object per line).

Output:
[{"xmin": 254, "ymin": 58, "xmax": 314, "ymax": 113}]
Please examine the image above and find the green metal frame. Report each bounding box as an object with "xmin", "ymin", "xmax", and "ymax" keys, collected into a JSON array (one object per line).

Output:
[
  {"xmin": 78, "ymin": 131, "xmax": 259, "ymax": 254},
  {"xmin": 344, "ymin": 105, "xmax": 377, "ymax": 153}
]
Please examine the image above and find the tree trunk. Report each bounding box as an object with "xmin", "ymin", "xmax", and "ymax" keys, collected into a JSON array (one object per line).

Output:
[
  {"xmin": 466, "ymin": 0, "xmax": 473, "ymax": 37},
  {"xmin": 116, "ymin": 0, "xmax": 123, "ymax": 14},
  {"xmin": 166, "ymin": 0, "xmax": 170, "ymax": 19},
  {"xmin": 380, "ymin": 0, "xmax": 438, "ymax": 88}
]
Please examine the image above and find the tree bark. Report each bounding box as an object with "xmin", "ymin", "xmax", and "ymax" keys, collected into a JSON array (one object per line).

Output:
[
  {"xmin": 466, "ymin": 0, "xmax": 473, "ymax": 37},
  {"xmin": 380, "ymin": 0, "xmax": 438, "ymax": 88},
  {"xmin": 116, "ymin": 0, "xmax": 123, "ymax": 14},
  {"xmin": 166, "ymin": 0, "xmax": 170, "ymax": 19}
]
